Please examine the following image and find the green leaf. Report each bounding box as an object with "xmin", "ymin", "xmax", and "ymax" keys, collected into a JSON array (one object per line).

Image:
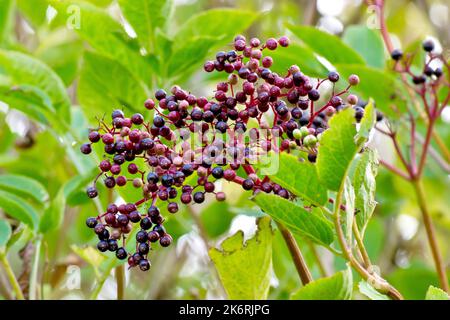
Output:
[
  {"xmin": 359, "ymin": 281, "xmax": 389, "ymax": 300},
  {"xmin": 118, "ymin": 0, "xmax": 171, "ymax": 52},
  {"xmin": 0, "ymin": 50, "xmax": 71, "ymax": 122},
  {"xmin": 356, "ymin": 99, "xmax": 376, "ymax": 143},
  {"xmin": 335, "ymin": 65, "xmax": 407, "ymax": 117},
  {"xmin": 268, "ymin": 152, "xmax": 328, "ymax": 206},
  {"xmin": 268, "ymin": 43, "xmax": 328, "ymax": 78},
  {"xmin": 0, "ymin": 190, "xmax": 39, "ymax": 230},
  {"xmin": 286, "ymin": 24, "xmax": 365, "ymax": 65},
  {"xmin": 209, "ymin": 217, "xmax": 273, "ymax": 300},
  {"xmin": 291, "ymin": 268, "xmax": 353, "ymax": 300},
  {"xmin": 351, "ymin": 148, "xmax": 378, "ymax": 233},
  {"xmin": 317, "ymin": 108, "xmax": 359, "ymax": 192},
  {"xmin": 342, "ymin": 25, "xmax": 385, "ymax": 69},
  {"xmin": 166, "ymin": 37, "xmax": 218, "ymax": 80},
  {"xmin": 49, "ymin": 0, "xmax": 153, "ymax": 82},
  {"xmin": 0, "ymin": 220, "xmax": 11, "ymax": 249},
  {"xmin": 174, "ymin": 9, "xmax": 258, "ymax": 48},
  {"xmin": 78, "ymin": 52, "xmax": 148, "ymax": 116},
  {"xmin": 0, "ymin": 174, "xmax": 49, "ymax": 204},
  {"xmin": 39, "ymin": 187, "xmax": 66, "ymax": 234},
  {"xmin": 16, "ymin": 0, "xmax": 49, "ymax": 28},
  {"xmin": 71, "ymin": 245, "xmax": 106, "ymax": 270},
  {"xmin": 0, "ymin": 0, "xmax": 14, "ymax": 44},
  {"xmin": 425, "ymin": 286, "xmax": 449, "ymax": 300},
  {"xmin": 253, "ymin": 193, "xmax": 334, "ymax": 246}
]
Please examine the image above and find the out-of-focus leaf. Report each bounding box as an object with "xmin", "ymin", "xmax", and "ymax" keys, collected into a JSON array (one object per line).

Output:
[
  {"xmin": 174, "ymin": 9, "xmax": 258, "ymax": 48},
  {"xmin": 0, "ymin": 190, "xmax": 39, "ymax": 230},
  {"xmin": 425, "ymin": 286, "xmax": 449, "ymax": 300},
  {"xmin": 0, "ymin": 220, "xmax": 11, "ymax": 249},
  {"xmin": 267, "ymin": 152, "xmax": 328, "ymax": 206},
  {"xmin": 78, "ymin": 52, "xmax": 148, "ymax": 117},
  {"xmin": 317, "ymin": 108, "xmax": 358, "ymax": 192},
  {"xmin": 291, "ymin": 268, "xmax": 352, "ymax": 300},
  {"xmin": 387, "ymin": 263, "xmax": 439, "ymax": 300},
  {"xmin": 359, "ymin": 281, "xmax": 389, "ymax": 300},
  {"xmin": 6, "ymin": 226, "xmax": 26, "ymax": 251},
  {"xmin": 16, "ymin": 0, "xmax": 48, "ymax": 28},
  {"xmin": 167, "ymin": 37, "xmax": 218, "ymax": 81},
  {"xmin": 0, "ymin": 50, "xmax": 71, "ymax": 123},
  {"xmin": 335, "ymin": 65, "xmax": 407, "ymax": 117},
  {"xmin": 254, "ymin": 193, "xmax": 334, "ymax": 246},
  {"xmin": 71, "ymin": 244, "xmax": 106, "ymax": 269},
  {"xmin": 268, "ymin": 43, "xmax": 328, "ymax": 77},
  {"xmin": 36, "ymin": 37, "xmax": 84, "ymax": 86},
  {"xmin": 209, "ymin": 217, "xmax": 272, "ymax": 300},
  {"xmin": 118, "ymin": 0, "xmax": 171, "ymax": 52},
  {"xmin": 356, "ymin": 99, "xmax": 376, "ymax": 143},
  {"xmin": 0, "ymin": 0, "xmax": 14, "ymax": 44},
  {"xmin": 39, "ymin": 186, "xmax": 66, "ymax": 234},
  {"xmin": 342, "ymin": 25, "xmax": 385, "ymax": 69},
  {"xmin": 0, "ymin": 174, "xmax": 49, "ymax": 204},
  {"xmin": 200, "ymin": 201, "xmax": 234, "ymax": 238},
  {"xmin": 49, "ymin": 0, "xmax": 153, "ymax": 82},
  {"xmin": 287, "ymin": 24, "xmax": 365, "ymax": 65}
]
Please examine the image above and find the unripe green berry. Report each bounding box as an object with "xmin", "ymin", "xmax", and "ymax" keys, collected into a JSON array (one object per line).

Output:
[
  {"xmin": 300, "ymin": 126, "xmax": 310, "ymax": 138},
  {"xmin": 293, "ymin": 128, "xmax": 303, "ymax": 140},
  {"xmin": 303, "ymin": 135, "xmax": 318, "ymax": 147}
]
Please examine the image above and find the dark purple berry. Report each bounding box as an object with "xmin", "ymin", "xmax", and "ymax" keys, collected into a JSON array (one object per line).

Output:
[
  {"xmin": 86, "ymin": 217, "xmax": 97, "ymax": 228},
  {"xmin": 116, "ymin": 247, "xmax": 127, "ymax": 260},
  {"xmin": 86, "ymin": 187, "xmax": 98, "ymax": 198},
  {"xmin": 97, "ymin": 241, "xmax": 109, "ymax": 252}
]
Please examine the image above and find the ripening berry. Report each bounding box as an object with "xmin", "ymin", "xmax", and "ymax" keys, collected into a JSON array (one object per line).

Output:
[
  {"xmin": 148, "ymin": 230, "xmax": 160, "ymax": 242},
  {"xmin": 348, "ymin": 74, "xmax": 360, "ymax": 86},
  {"xmin": 88, "ymin": 131, "xmax": 101, "ymax": 143},
  {"xmin": 308, "ymin": 89, "xmax": 320, "ymax": 101},
  {"xmin": 266, "ymin": 38, "xmax": 278, "ymax": 50},
  {"xmin": 278, "ymin": 36, "xmax": 290, "ymax": 47},
  {"xmin": 204, "ymin": 61, "xmax": 215, "ymax": 72},
  {"xmin": 168, "ymin": 202, "xmax": 179, "ymax": 214},
  {"xmin": 80, "ymin": 143, "xmax": 92, "ymax": 155},
  {"xmin": 347, "ymin": 94, "xmax": 358, "ymax": 105},
  {"xmin": 112, "ymin": 109, "xmax": 124, "ymax": 119},
  {"xmin": 104, "ymin": 176, "xmax": 116, "ymax": 188},
  {"xmin": 131, "ymin": 113, "xmax": 144, "ymax": 125},
  {"xmin": 86, "ymin": 186, "xmax": 98, "ymax": 198},
  {"xmin": 303, "ymin": 135, "xmax": 318, "ymax": 147},
  {"xmin": 144, "ymin": 98, "xmax": 155, "ymax": 109},
  {"xmin": 216, "ymin": 192, "xmax": 226, "ymax": 202}
]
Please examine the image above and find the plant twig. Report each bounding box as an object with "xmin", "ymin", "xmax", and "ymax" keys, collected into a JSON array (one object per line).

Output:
[
  {"xmin": 29, "ymin": 237, "xmax": 42, "ymax": 300},
  {"xmin": 411, "ymin": 179, "xmax": 449, "ymax": 293},
  {"xmin": 0, "ymin": 252, "xmax": 25, "ymax": 300},
  {"xmin": 115, "ymin": 265, "xmax": 125, "ymax": 300},
  {"xmin": 276, "ymin": 221, "xmax": 313, "ymax": 285},
  {"xmin": 352, "ymin": 221, "xmax": 371, "ymax": 268}
]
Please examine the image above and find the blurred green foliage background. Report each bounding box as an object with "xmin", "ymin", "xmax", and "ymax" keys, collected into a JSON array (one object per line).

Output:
[{"xmin": 0, "ymin": 0, "xmax": 448, "ymax": 300}]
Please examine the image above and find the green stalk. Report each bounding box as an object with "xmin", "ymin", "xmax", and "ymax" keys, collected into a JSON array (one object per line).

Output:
[
  {"xmin": 0, "ymin": 252, "xmax": 25, "ymax": 300},
  {"xmin": 29, "ymin": 237, "xmax": 42, "ymax": 300}
]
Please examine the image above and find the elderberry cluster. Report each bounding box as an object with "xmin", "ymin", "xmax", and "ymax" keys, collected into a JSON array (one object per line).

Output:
[{"xmin": 80, "ymin": 35, "xmax": 366, "ymax": 271}]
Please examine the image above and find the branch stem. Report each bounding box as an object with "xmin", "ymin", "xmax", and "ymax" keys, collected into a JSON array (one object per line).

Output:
[
  {"xmin": 115, "ymin": 264, "xmax": 125, "ymax": 300},
  {"xmin": 411, "ymin": 179, "xmax": 449, "ymax": 293},
  {"xmin": 0, "ymin": 252, "xmax": 25, "ymax": 300},
  {"xmin": 276, "ymin": 221, "xmax": 313, "ymax": 285}
]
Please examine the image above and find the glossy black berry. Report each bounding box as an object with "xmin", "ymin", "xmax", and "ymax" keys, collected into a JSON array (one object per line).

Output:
[
  {"xmin": 138, "ymin": 242, "xmax": 150, "ymax": 255},
  {"xmin": 193, "ymin": 192, "xmax": 205, "ymax": 204},
  {"xmin": 327, "ymin": 71, "xmax": 340, "ymax": 82},
  {"xmin": 159, "ymin": 234, "xmax": 173, "ymax": 247},
  {"xmin": 308, "ymin": 89, "xmax": 320, "ymax": 101},
  {"xmin": 242, "ymin": 179, "xmax": 255, "ymax": 191},
  {"xmin": 139, "ymin": 259, "xmax": 151, "ymax": 271},
  {"xmin": 140, "ymin": 217, "xmax": 152, "ymax": 230},
  {"xmin": 390, "ymin": 49, "xmax": 403, "ymax": 61},
  {"xmin": 116, "ymin": 247, "xmax": 127, "ymax": 260},
  {"xmin": 211, "ymin": 167, "xmax": 224, "ymax": 179},
  {"xmin": 80, "ymin": 143, "xmax": 92, "ymax": 155},
  {"xmin": 86, "ymin": 217, "xmax": 98, "ymax": 228},
  {"xmin": 147, "ymin": 172, "xmax": 159, "ymax": 184},
  {"xmin": 422, "ymin": 40, "xmax": 434, "ymax": 52},
  {"xmin": 97, "ymin": 241, "xmax": 109, "ymax": 252},
  {"xmin": 108, "ymin": 239, "xmax": 119, "ymax": 252}
]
